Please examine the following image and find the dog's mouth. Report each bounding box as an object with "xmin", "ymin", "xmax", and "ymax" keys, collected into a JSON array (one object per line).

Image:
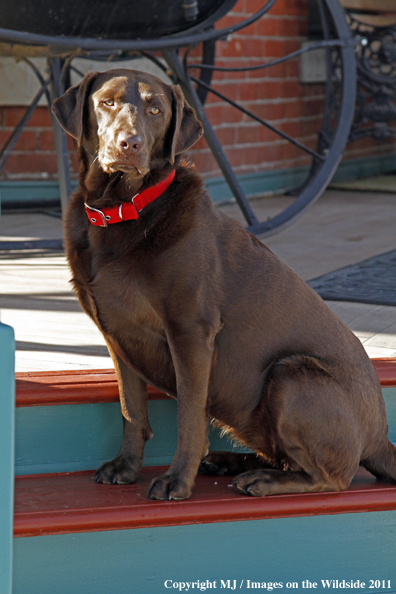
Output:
[
  {"xmin": 103, "ymin": 161, "xmax": 149, "ymax": 176},
  {"xmin": 100, "ymin": 153, "xmax": 150, "ymax": 177}
]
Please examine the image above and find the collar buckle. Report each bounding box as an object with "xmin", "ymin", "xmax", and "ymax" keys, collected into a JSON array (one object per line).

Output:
[
  {"xmin": 131, "ymin": 192, "xmax": 141, "ymax": 212},
  {"xmin": 84, "ymin": 203, "xmax": 109, "ymax": 227}
]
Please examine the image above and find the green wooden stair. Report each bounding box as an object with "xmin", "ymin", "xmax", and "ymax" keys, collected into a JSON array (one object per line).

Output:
[{"xmin": 6, "ymin": 360, "xmax": 396, "ymax": 593}]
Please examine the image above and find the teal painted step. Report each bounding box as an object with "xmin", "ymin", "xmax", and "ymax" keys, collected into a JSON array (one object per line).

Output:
[
  {"xmin": 13, "ymin": 511, "xmax": 396, "ymax": 594},
  {"xmin": 12, "ymin": 361, "xmax": 396, "ymax": 594},
  {"xmin": 0, "ymin": 322, "xmax": 15, "ymax": 594},
  {"xmin": 14, "ymin": 387, "xmax": 396, "ymax": 476},
  {"xmin": 15, "ymin": 398, "xmax": 249, "ymax": 475},
  {"xmin": 2, "ymin": 154, "xmax": 396, "ymax": 206}
]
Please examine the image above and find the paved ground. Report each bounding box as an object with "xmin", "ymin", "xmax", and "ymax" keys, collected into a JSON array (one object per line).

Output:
[{"xmin": 1, "ymin": 187, "xmax": 396, "ymax": 372}]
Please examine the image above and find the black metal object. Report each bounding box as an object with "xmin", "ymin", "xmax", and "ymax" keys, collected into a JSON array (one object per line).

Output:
[
  {"xmin": 0, "ymin": 0, "xmax": 358, "ymax": 239},
  {"xmin": 0, "ymin": 0, "xmax": 235, "ymax": 40},
  {"xmin": 309, "ymin": 2, "xmax": 396, "ymax": 147},
  {"xmin": 346, "ymin": 13, "xmax": 396, "ymax": 143}
]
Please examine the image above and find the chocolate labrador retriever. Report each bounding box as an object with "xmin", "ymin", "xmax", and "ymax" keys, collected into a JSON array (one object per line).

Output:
[{"xmin": 52, "ymin": 69, "xmax": 396, "ymax": 501}]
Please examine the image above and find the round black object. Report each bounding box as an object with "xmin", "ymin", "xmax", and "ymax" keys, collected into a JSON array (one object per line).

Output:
[{"xmin": 0, "ymin": 0, "xmax": 235, "ymax": 40}]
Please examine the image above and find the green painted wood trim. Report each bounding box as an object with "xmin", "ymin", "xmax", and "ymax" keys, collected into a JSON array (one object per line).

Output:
[
  {"xmin": 205, "ymin": 154, "xmax": 396, "ymax": 202},
  {"xmin": 384, "ymin": 388, "xmax": 396, "ymax": 445},
  {"xmin": 13, "ymin": 511, "xmax": 396, "ymax": 594},
  {"xmin": 0, "ymin": 322, "xmax": 15, "ymax": 594},
  {"xmin": 0, "ymin": 181, "xmax": 75, "ymax": 206},
  {"xmin": 14, "ymin": 388, "xmax": 395, "ymax": 476},
  {"xmin": 1, "ymin": 154, "xmax": 396, "ymax": 206},
  {"xmin": 15, "ymin": 399, "xmax": 248, "ymax": 476}
]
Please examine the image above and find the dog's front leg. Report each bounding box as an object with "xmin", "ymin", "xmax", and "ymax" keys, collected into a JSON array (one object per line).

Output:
[
  {"xmin": 95, "ymin": 352, "xmax": 152, "ymax": 485},
  {"xmin": 148, "ymin": 326, "xmax": 214, "ymax": 501}
]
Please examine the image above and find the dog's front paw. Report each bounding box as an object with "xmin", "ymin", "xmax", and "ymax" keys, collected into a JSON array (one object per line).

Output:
[
  {"xmin": 95, "ymin": 456, "xmax": 140, "ymax": 485},
  {"xmin": 148, "ymin": 472, "xmax": 192, "ymax": 501}
]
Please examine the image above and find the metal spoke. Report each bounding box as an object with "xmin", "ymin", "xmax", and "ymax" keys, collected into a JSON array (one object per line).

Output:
[
  {"xmin": 188, "ymin": 38, "xmax": 361, "ymax": 74},
  {"xmin": 190, "ymin": 75, "xmax": 327, "ymax": 161}
]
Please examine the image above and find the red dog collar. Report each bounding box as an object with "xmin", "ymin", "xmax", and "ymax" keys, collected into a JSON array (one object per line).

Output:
[{"xmin": 85, "ymin": 170, "xmax": 176, "ymax": 227}]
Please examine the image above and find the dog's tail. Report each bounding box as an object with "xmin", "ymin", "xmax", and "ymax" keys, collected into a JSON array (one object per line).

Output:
[{"xmin": 361, "ymin": 439, "xmax": 396, "ymax": 482}]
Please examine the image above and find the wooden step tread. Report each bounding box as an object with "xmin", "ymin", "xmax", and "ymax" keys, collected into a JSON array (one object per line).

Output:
[
  {"xmin": 15, "ymin": 358, "xmax": 396, "ymax": 407},
  {"xmin": 14, "ymin": 466, "xmax": 396, "ymax": 538},
  {"xmin": 15, "ymin": 369, "xmax": 168, "ymax": 406}
]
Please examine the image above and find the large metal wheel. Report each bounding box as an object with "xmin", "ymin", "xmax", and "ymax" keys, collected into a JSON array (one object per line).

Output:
[
  {"xmin": 164, "ymin": 0, "xmax": 358, "ymax": 238},
  {"xmin": 0, "ymin": 0, "xmax": 357, "ymax": 239}
]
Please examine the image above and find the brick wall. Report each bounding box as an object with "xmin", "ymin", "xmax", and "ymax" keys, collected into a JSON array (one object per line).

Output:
[
  {"xmin": 0, "ymin": 106, "xmax": 77, "ymax": 181},
  {"xmin": 0, "ymin": 0, "xmax": 395, "ymax": 185}
]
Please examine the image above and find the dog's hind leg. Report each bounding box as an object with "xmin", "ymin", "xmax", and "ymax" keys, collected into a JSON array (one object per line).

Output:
[
  {"xmin": 234, "ymin": 356, "xmax": 361, "ymax": 497},
  {"xmin": 361, "ymin": 440, "xmax": 396, "ymax": 483},
  {"xmin": 95, "ymin": 351, "xmax": 152, "ymax": 485}
]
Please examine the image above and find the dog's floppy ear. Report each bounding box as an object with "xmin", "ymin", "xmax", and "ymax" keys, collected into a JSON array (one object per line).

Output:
[
  {"xmin": 166, "ymin": 85, "xmax": 203, "ymax": 164},
  {"xmin": 51, "ymin": 71, "xmax": 99, "ymax": 145}
]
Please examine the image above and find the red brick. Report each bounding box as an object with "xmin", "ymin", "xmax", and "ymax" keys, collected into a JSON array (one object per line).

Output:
[
  {"xmin": 37, "ymin": 130, "xmax": 76, "ymax": 151},
  {"xmin": 237, "ymin": 81, "xmax": 262, "ymax": 102},
  {"xmin": 218, "ymin": 37, "xmax": 267, "ymax": 59},
  {"xmin": 0, "ymin": 130, "xmax": 37, "ymax": 152},
  {"xmin": 280, "ymin": 137, "xmax": 317, "ymax": 162},
  {"xmin": 189, "ymin": 151, "xmax": 218, "ymax": 173},
  {"xmin": 279, "ymin": 118, "xmax": 322, "ymax": 140},
  {"xmin": 265, "ymin": 39, "xmax": 300, "ymax": 59},
  {"xmin": 267, "ymin": 80, "xmax": 295, "ymax": 100},
  {"xmin": 212, "ymin": 68, "xmax": 248, "ymax": 82},
  {"xmin": 215, "ymin": 58, "xmax": 252, "ymax": 69},
  {"xmin": 269, "ymin": 0, "xmax": 309, "ymax": 17},
  {"xmin": 204, "ymin": 82, "xmax": 241, "ymax": 104},
  {"xmin": 245, "ymin": 0, "xmax": 273, "ymax": 13},
  {"xmin": 4, "ymin": 153, "xmax": 59, "ymax": 175},
  {"xmin": 253, "ymin": 15, "xmax": 279, "ymax": 36},
  {"xmin": 219, "ymin": 14, "xmax": 252, "ymax": 31},
  {"xmin": 4, "ymin": 106, "xmax": 53, "ymax": 129},
  {"xmin": 192, "ymin": 135, "xmax": 209, "ymax": 152},
  {"xmin": 212, "ymin": 126, "xmax": 237, "ymax": 146},
  {"xmin": 236, "ymin": 122, "xmax": 275, "ymax": 144},
  {"xmin": 204, "ymin": 103, "xmax": 245, "ymax": 125},
  {"xmin": 279, "ymin": 16, "xmax": 308, "ymax": 37},
  {"xmin": 37, "ymin": 131, "xmax": 56, "ymax": 151},
  {"xmin": 256, "ymin": 15, "xmax": 308, "ymax": 38},
  {"xmin": 285, "ymin": 60, "xmax": 300, "ymax": 78},
  {"xmin": 287, "ymin": 98, "xmax": 324, "ymax": 119},
  {"xmin": 247, "ymin": 62, "xmax": 287, "ymax": 79}
]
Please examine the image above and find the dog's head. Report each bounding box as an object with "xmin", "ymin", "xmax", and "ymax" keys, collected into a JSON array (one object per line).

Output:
[{"xmin": 52, "ymin": 69, "xmax": 203, "ymax": 179}]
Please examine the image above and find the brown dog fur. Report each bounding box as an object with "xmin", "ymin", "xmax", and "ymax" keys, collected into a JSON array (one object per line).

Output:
[{"xmin": 52, "ymin": 69, "xmax": 396, "ymax": 500}]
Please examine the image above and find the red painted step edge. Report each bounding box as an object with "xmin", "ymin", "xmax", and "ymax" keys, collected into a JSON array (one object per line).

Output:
[
  {"xmin": 15, "ymin": 358, "xmax": 396, "ymax": 407},
  {"xmin": 372, "ymin": 358, "xmax": 396, "ymax": 386},
  {"xmin": 13, "ymin": 467, "xmax": 396, "ymax": 538},
  {"xmin": 15, "ymin": 369, "xmax": 169, "ymax": 406}
]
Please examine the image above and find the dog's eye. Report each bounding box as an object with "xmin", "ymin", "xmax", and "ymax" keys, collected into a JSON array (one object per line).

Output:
[
  {"xmin": 102, "ymin": 99, "xmax": 114, "ymax": 107},
  {"xmin": 149, "ymin": 107, "xmax": 160, "ymax": 115}
]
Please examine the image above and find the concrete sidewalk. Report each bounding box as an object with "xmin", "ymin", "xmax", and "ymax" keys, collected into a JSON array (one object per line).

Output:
[{"xmin": 1, "ymin": 188, "xmax": 396, "ymax": 372}]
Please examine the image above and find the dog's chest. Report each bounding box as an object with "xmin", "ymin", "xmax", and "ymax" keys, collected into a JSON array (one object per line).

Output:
[{"xmin": 88, "ymin": 264, "xmax": 175, "ymax": 389}]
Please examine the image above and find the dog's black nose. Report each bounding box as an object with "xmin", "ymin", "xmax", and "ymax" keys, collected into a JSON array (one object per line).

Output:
[{"xmin": 118, "ymin": 134, "xmax": 143, "ymax": 153}]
